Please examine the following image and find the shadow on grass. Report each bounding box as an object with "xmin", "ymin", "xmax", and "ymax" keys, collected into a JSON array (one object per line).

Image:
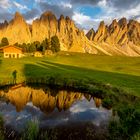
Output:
[{"xmin": 24, "ymin": 60, "xmax": 140, "ymax": 95}]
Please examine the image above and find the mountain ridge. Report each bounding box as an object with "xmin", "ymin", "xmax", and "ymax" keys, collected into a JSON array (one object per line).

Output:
[
  {"xmin": 0, "ymin": 11, "xmax": 140, "ymax": 56},
  {"xmin": 86, "ymin": 17, "xmax": 140, "ymax": 56}
]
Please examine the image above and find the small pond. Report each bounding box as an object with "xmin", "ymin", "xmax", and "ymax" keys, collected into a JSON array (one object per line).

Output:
[{"xmin": 0, "ymin": 85, "xmax": 112, "ymax": 132}]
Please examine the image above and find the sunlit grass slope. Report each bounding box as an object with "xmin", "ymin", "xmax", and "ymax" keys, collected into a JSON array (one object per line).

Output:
[{"xmin": 0, "ymin": 52, "xmax": 140, "ymax": 96}]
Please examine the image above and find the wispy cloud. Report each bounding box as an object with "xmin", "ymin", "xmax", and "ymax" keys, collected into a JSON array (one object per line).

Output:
[
  {"xmin": 0, "ymin": 0, "xmax": 140, "ymax": 30},
  {"xmin": 72, "ymin": 12, "xmax": 96, "ymax": 29},
  {"xmin": 13, "ymin": 1, "xmax": 29, "ymax": 10}
]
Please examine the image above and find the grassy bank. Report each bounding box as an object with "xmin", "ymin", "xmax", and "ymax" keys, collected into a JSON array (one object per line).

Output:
[
  {"xmin": 0, "ymin": 52, "xmax": 140, "ymax": 96},
  {"xmin": 0, "ymin": 85, "xmax": 140, "ymax": 140}
]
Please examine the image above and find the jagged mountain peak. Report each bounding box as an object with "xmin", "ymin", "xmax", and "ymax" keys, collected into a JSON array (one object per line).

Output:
[
  {"xmin": 87, "ymin": 17, "xmax": 140, "ymax": 56},
  {"xmin": 118, "ymin": 17, "xmax": 127, "ymax": 27},
  {"xmin": 90, "ymin": 28, "xmax": 95, "ymax": 32},
  {"xmin": 0, "ymin": 11, "xmax": 140, "ymax": 56},
  {"xmin": 40, "ymin": 11, "xmax": 57, "ymax": 21},
  {"xmin": 59, "ymin": 14, "xmax": 65, "ymax": 20},
  {"xmin": 14, "ymin": 12, "xmax": 25, "ymax": 22},
  {"xmin": 111, "ymin": 19, "xmax": 118, "ymax": 26},
  {"xmin": 0, "ymin": 20, "xmax": 8, "ymax": 29},
  {"xmin": 86, "ymin": 28, "xmax": 95, "ymax": 41},
  {"xmin": 65, "ymin": 16, "xmax": 71, "ymax": 21},
  {"xmin": 99, "ymin": 21, "xmax": 105, "ymax": 27},
  {"xmin": 4, "ymin": 20, "xmax": 8, "ymax": 25},
  {"xmin": 15, "ymin": 11, "xmax": 22, "ymax": 17},
  {"xmin": 101, "ymin": 20, "xmax": 105, "ymax": 24}
]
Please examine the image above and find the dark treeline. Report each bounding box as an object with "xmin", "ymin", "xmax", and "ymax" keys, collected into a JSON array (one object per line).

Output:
[{"xmin": 0, "ymin": 35, "xmax": 60, "ymax": 53}]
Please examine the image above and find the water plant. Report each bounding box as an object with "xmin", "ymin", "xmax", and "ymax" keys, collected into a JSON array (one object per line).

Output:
[
  {"xmin": 0, "ymin": 115, "xmax": 4, "ymax": 140},
  {"xmin": 22, "ymin": 119, "xmax": 39, "ymax": 140}
]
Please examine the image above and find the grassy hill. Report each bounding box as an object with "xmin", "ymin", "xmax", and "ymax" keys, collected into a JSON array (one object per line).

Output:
[{"xmin": 0, "ymin": 52, "xmax": 140, "ymax": 96}]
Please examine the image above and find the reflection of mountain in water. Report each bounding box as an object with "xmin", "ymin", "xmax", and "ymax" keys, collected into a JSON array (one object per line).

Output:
[{"xmin": 0, "ymin": 87, "xmax": 102, "ymax": 114}]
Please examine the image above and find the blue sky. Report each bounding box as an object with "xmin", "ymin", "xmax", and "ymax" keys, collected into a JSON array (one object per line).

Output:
[{"xmin": 0, "ymin": 0, "xmax": 140, "ymax": 30}]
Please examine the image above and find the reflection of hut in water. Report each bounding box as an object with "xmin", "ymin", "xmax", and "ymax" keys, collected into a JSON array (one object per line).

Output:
[{"xmin": 93, "ymin": 97, "xmax": 102, "ymax": 108}]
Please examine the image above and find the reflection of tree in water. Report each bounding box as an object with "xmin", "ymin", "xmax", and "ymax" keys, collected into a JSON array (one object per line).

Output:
[{"xmin": 1, "ymin": 87, "xmax": 102, "ymax": 114}]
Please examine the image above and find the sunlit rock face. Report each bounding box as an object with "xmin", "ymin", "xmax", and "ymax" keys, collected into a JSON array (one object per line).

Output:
[
  {"xmin": 0, "ymin": 11, "xmax": 140, "ymax": 56},
  {"xmin": 2, "ymin": 12, "xmax": 31, "ymax": 44},
  {"xmin": 0, "ymin": 11, "xmax": 96, "ymax": 53},
  {"xmin": 86, "ymin": 28, "xmax": 95, "ymax": 41},
  {"xmin": 32, "ymin": 11, "xmax": 58, "ymax": 42},
  {"xmin": 86, "ymin": 18, "xmax": 140, "ymax": 56},
  {"xmin": 93, "ymin": 21, "xmax": 108, "ymax": 43},
  {"xmin": 128, "ymin": 20, "xmax": 140, "ymax": 46},
  {"xmin": 0, "ymin": 11, "xmax": 115, "ymax": 55}
]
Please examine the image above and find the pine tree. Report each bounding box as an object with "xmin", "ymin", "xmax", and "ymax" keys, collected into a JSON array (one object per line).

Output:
[
  {"xmin": 29, "ymin": 43, "xmax": 36, "ymax": 53},
  {"xmin": 41, "ymin": 38, "xmax": 50, "ymax": 54},
  {"xmin": 51, "ymin": 36, "xmax": 60, "ymax": 53},
  {"xmin": 0, "ymin": 37, "xmax": 9, "ymax": 47},
  {"xmin": 34, "ymin": 41, "xmax": 41, "ymax": 51}
]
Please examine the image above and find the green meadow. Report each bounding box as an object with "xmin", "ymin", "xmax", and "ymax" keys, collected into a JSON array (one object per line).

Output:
[{"xmin": 0, "ymin": 52, "xmax": 140, "ymax": 96}]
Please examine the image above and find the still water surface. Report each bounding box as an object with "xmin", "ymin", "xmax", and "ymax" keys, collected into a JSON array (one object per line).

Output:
[{"xmin": 0, "ymin": 86, "xmax": 112, "ymax": 131}]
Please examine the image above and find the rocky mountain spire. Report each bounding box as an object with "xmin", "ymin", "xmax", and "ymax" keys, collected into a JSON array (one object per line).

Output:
[
  {"xmin": 128, "ymin": 19, "xmax": 140, "ymax": 46},
  {"xmin": 14, "ymin": 12, "xmax": 25, "ymax": 22},
  {"xmin": 0, "ymin": 20, "xmax": 8, "ymax": 29},
  {"xmin": 32, "ymin": 11, "xmax": 58, "ymax": 41},
  {"xmin": 93, "ymin": 21, "xmax": 108, "ymax": 42},
  {"xmin": 0, "ymin": 11, "xmax": 140, "ymax": 56},
  {"xmin": 3, "ymin": 12, "xmax": 31, "ymax": 44},
  {"xmin": 86, "ymin": 28, "xmax": 95, "ymax": 41},
  {"xmin": 87, "ymin": 18, "xmax": 140, "ymax": 56}
]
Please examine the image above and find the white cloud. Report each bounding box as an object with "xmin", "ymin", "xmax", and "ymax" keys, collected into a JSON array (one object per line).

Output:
[
  {"xmin": 71, "ymin": 0, "xmax": 140, "ymax": 30},
  {"xmin": 72, "ymin": 12, "xmax": 92, "ymax": 25},
  {"xmin": 0, "ymin": 0, "xmax": 11, "ymax": 9},
  {"xmin": 60, "ymin": 2, "xmax": 72, "ymax": 8},
  {"xmin": 35, "ymin": 0, "xmax": 41, "ymax": 2},
  {"xmin": 13, "ymin": 1, "xmax": 28, "ymax": 10},
  {"xmin": 95, "ymin": 0, "xmax": 140, "ymax": 25},
  {"xmin": 26, "ymin": 16, "xmax": 38, "ymax": 24},
  {"xmin": 0, "ymin": 0, "xmax": 140, "ymax": 31},
  {"xmin": 98, "ymin": 0, "xmax": 107, "ymax": 7},
  {"xmin": 122, "ymin": 4, "xmax": 140, "ymax": 18},
  {"xmin": 35, "ymin": 0, "xmax": 46, "ymax": 3},
  {"xmin": 72, "ymin": 12, "xmax": 101, "ymax": 30}
]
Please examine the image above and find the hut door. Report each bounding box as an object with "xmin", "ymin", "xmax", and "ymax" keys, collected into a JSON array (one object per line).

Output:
[{"xmin": 17, "ymin": 54, "xmax": 19, "ymax": 58}]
